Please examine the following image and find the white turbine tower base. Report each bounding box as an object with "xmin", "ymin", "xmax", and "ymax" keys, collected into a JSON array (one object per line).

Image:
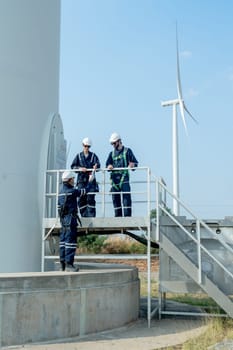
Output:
[
  {"xmin": 161, "ymin": 28, "xmax": 197, "ymax": 216},
  {"xmin": 0, "ymin": 1, "xmax": 62, "ymax": 272}
]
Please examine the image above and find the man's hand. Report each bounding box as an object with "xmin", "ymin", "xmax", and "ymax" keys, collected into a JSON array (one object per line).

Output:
[{"xmin": 107, "ymin": 165, "xmax": 113, "ymax": 170}]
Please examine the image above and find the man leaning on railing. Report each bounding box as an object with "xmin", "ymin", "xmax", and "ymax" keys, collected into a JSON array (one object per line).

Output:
[{"xmin": 106, "ymin": 132, "xmax": 138, "ymax": 217}]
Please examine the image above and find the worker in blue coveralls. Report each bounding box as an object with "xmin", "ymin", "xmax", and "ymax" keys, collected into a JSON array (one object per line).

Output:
[
  {"xmin": 71, "ymin": 137, "xmax": 101, "ymax": 217},
  {"xmin": 58, "ymin": 170, "xmax": 89, "ymax": 272},
  {"xmin": 106, "ymin": 132, "xmax": 138, "ymax": 217}
]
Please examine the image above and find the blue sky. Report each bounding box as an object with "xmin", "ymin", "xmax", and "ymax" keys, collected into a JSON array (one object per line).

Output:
[{"xmin": 59, "ymin": 0, "xmax": 233, "ymax": 219}]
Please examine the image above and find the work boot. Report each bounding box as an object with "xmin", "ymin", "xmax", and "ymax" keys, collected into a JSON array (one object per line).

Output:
[
  {"xmin": 65, "ymin": 263, "xmax": 79, "ymax": 272},
  {"xmin": 60, "ymin": 261, "xmax": 65, "ymax": 271}
]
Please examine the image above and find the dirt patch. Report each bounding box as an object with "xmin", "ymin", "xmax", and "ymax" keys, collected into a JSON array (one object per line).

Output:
[{"xmin": 80, "ymin": 257, "xmax": 159, "ymax": 272}]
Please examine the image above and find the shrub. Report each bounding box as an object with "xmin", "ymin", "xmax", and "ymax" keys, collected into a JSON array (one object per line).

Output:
[
  {"xmin": 78, "ymin": 234, "xmax": 107, "ymax": 254},
  {"xmin": 78, "ymin": 234, "xmax": 155, "ymax": 254},
  {"xmin": 102, "ymin": 237, "xmax": 135, "ymax": 254}
]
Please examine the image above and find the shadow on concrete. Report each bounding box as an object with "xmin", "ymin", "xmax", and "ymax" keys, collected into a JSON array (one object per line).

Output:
[{"xmin": 8, "ymin": 298, "xmax": 207, "ymax": 350}]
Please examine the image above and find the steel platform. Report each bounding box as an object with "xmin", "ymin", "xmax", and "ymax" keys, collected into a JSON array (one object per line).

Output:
[{"xmin": 43, "ymin": 216, "xmax": 150, "ymax": 235}]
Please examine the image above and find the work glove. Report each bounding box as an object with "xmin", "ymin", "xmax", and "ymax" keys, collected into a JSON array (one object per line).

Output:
[{"xmin": 89, "ymin": 173, "xmax": 95, "ymax": 182}]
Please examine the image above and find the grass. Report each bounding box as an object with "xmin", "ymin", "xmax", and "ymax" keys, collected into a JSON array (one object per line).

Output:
[
  {"xmin": 139, "ymin": 271, "xmax": 158, "ymax": 296},
  {"xmin": 140, "ymin": 271, "xmax": 225, "ymax": 313},
  {"xmin": 139, "ymin": 273, "xmax": 233, "ymax": 349},
  {"xmin": 166, "ymin": 293, "xmax": 224, "ymax": 315},
  {"xmin": 182, "ymin": 318, "xmax": 233, "ymax": 349}
]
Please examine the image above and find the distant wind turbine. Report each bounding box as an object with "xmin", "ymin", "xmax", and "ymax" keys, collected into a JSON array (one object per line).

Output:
[{"xmin": 161, "ymin": 27, "xmax": 198, "ymax": 216}]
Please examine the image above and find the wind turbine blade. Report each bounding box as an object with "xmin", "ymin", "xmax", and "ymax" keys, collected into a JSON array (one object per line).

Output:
[
  {"xmin": 179, "ymin": 100, "xmax": 188, "ymax": 135},
  {"xmin": 176, "ymin": 24, "xmax": 188, "ymax": 135},
  {"xmin": 176, "ymin": 24, "xmax": 197, "ymax": 132},
  {"xmin": 184, "ymin": 103, "xmax": 198, "ymax": 124},
  {"xmin": 176, "ymin": 25, "xmax": 183, "ymax": 101}
]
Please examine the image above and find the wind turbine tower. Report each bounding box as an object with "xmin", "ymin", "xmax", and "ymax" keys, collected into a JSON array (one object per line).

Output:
[
  {"xmin": 161, "ymin": 28, "xmax": 197, "ymax": 216},
  {"xmin": 0, "ymin": 0, "xmax": 65, "ymax": 272}
]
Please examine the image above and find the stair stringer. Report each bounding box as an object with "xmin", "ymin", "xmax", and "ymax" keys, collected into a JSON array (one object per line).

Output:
[{"xmin": 159, "ymin": 233, "xmax": 233, "ymax": 317}]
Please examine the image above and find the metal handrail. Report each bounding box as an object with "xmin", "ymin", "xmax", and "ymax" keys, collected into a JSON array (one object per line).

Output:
[
  {"xmin": 44, "ymin": 166, "xmax": 153, "ymax": 219},
  {"xmin": 42, "ymin": 166, "xmax": 155, "ymax": 327},
  {"xmin": 156, "ymin": 178, "xmax": 233, "ymax": 283}
]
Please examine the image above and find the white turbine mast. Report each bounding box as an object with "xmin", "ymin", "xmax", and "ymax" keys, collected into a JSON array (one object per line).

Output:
[{"xmin": 161, "ymin": 26, "xmax": 197, "ymax": 216}]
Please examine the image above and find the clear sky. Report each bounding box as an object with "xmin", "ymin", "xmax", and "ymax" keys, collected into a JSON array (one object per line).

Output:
[{"xmin": 59, "ymin": 0, "xmax": 233, "ymax": 220}]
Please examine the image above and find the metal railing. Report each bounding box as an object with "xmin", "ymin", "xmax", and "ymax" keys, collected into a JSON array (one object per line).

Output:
[
  {"xmin": 42, "ymin": 167, "xmax": 233, "ymax": 319},
  {"xmin": 156, "ymin": 177, "xmax": 233, "ymax": 288},
  {"xmin": 43, "ymin": 166, "xmax": 156, "ymax": 220},
  {"xmin": 42, "ymin": 166, "xmax": 167, "ymax": 328}
]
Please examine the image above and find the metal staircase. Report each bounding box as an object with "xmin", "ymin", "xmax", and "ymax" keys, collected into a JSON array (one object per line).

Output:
[
  {"xmin": 154, "ymin": 178, "xmax": 233, "ymax": 318},
  {"xmin": 42, "ymin": 167, "xmax": 233, "ymax": 324}
]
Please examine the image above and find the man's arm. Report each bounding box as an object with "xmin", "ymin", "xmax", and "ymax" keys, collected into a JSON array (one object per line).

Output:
[
  {"xmin": 71, "ymin": 154, "xmax": 80, "ymax": 169},
  {"xmin": 106, "ymin": 152, "xmax": 113, "ymax": 169},
  {"xmin": 127, "ymin": 148, "xmax": 138, "ymax": 168}
]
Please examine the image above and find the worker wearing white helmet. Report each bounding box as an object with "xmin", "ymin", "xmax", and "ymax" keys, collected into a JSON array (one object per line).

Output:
[
  {"xmin": 82, "ymin": 137, "xmax": 92, "ymax": 147},
  {"xmin": 58, "ymin": 170, "xmax": 89, "ymax": 272},
  {"xmin": 109, "ymin": 132, "xmax": 121, "ymax": 144},
  {"xmin": 61, "ymin": 170, "xmax": 76, "ymax": 182},
  {"xmin": 71, "ymin": 137, "xmax": 100, "ymax": 217},
  {"xmin": 106, "ymin": 132, "xmax": 138, "ymax": 217}
]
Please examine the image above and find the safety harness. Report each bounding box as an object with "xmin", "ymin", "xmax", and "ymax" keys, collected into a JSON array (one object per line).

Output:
[{"xmin": 111, "ymin": 147, "xmax": 129, "ymax": 191}]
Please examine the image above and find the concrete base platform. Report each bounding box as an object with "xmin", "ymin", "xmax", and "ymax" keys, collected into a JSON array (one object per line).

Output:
[{"xmin": 0, "ymin": 263, "xmax": 140, "ymax": 347}]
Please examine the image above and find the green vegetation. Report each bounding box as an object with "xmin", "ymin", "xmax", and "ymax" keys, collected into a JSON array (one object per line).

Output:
[
  {"xmin": 77, "ymin": 234, "xmax": 157, "ymax": 254},
  {"xmin": 163, "ymin": 309, "xmax": 233, "ymax": 349},
  {"xmin": 150, "ymin": 206, "xmax": 173, "ymax": 219},
  {"xmin": 182, "ymin": 318, "xmax": 233, "ymax": 350},
  {"xmin": 140, "ymin": 274, "xmax": 233, "ymax": 349},
  {"xmin": 139, "ymin": 271, "xmax": 158, "ymax": 296},
  {"xmin": 167, "ymin": 293, "xmax": 223, "ymax": 314},
  {"xmin": 78, "ymin": 234, "xmax": 107, "ymax": 254},
  {"xmin": 150, "ymin": 208, "xmax": 157, "ymax": 219}
]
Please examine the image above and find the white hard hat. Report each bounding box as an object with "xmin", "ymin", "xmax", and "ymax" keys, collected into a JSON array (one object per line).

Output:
[
  {"xmin": 109, "ymin": 132, "xmax": 121, "ymax": 144},
  {"xmin": 62, "ymin": 171, "xmax": 76, "ymax": 182},
  {"xmin": 82, "ymin": 137, "xmax": 92, "ymax": 146}
]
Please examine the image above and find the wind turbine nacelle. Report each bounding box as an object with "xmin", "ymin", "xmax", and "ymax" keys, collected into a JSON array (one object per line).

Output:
[{"xmin": 161, "ymin": 99, "xmax": 180, "ymax": 107}]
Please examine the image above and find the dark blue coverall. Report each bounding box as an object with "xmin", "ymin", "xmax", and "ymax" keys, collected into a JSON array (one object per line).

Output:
[
  {"xmin": 71, "ymin": 151, "xmax": 100, "ymax": 217},
  {"xmin": 58, "ymin": 183, "xmax": 86, "ymax": 267},
  {"xmin": 106, "ymin": 146, "xmax": 138, "ymax": 217}
]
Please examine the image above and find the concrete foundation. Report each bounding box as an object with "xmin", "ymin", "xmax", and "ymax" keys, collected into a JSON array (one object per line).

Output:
[{"xmin": 0, "ymin": 263, "xmax": 140, "ymax": 347}]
